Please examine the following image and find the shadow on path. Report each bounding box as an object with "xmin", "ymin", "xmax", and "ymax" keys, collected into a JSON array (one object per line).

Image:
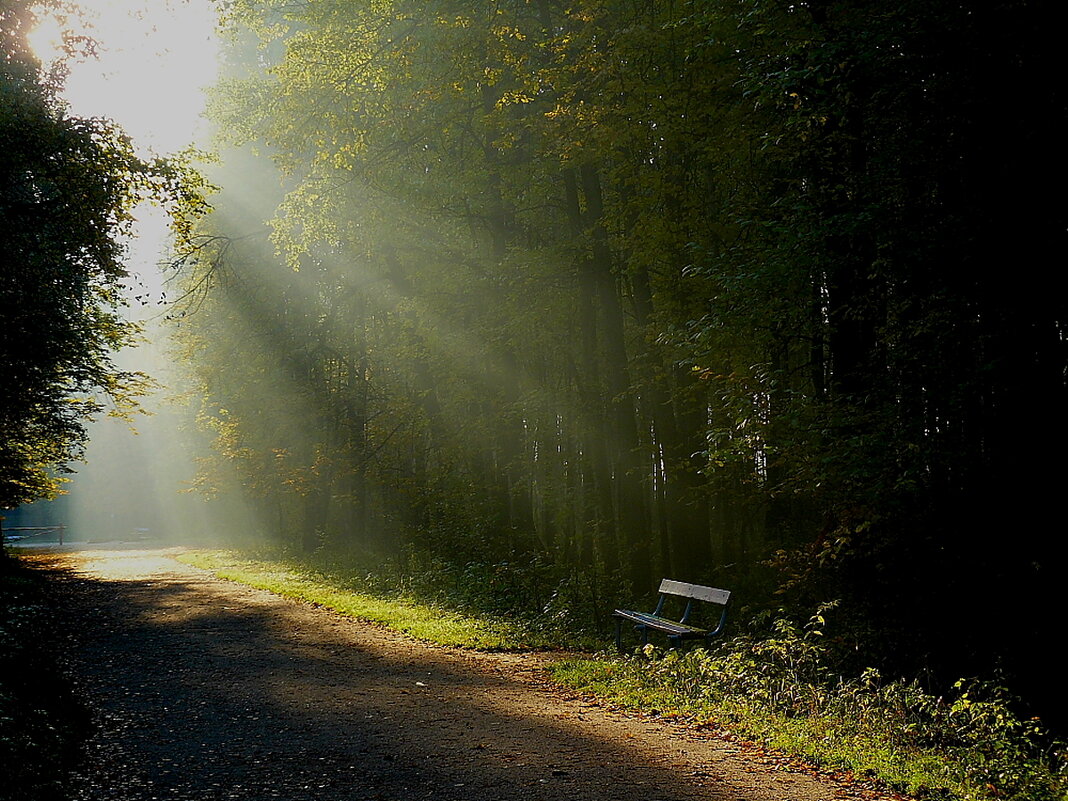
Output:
[{"xmin": 28, "ymin": 549, "xmax": 852, "ymax": 801}]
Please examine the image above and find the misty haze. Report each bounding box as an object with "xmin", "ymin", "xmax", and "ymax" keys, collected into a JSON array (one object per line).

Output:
[{"xmin": 2, "ymin": 2, "xmax": 1065, "ymax": 800}]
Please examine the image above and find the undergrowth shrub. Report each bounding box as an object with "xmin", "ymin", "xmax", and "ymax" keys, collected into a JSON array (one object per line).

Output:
[
  {"xmin": 942, "ymin": 679, "xmax": 1067, "ymax": 800},
  {"xmin": 559, "ymin": 604, "xmax": 1067, "ymax": 801}
]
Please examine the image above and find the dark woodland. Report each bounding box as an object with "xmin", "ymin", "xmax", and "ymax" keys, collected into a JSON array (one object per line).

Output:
[{"xmin": 4, "ymin": 0, "xmax": 1066, "ymax": 729}]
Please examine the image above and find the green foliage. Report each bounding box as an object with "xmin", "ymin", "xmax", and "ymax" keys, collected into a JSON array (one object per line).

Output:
[
  {"xmin": 554, "ymin": 609, "xmax": 1068, "ymax": 801},
  {"xmin": 172, "ymin": 0, "xmax": 1066, "ymax": 732},
  {"xmin": 0, "ymin": 3, "xmax": 209, "ymax": 508},
  {"xmin": 172, "ymin": 0, "xmax": 758, "ymax": 594}
]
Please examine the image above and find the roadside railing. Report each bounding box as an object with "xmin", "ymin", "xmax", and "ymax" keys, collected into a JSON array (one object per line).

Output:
[{"xmin": 0, "ymin": 524, "xmax": 66, "ymax": 546}]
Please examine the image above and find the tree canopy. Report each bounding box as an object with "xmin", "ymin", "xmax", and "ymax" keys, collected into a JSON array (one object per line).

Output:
[
  {"xmin": 167, "ymin": 0, "xmax": 1065, "ymax": 720},
  {"xmin": 0, "ymin": 1, "xmax": 200, "ymax": 508}
]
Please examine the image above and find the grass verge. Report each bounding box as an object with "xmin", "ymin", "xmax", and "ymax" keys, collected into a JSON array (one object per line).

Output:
[
  {"xmin": 550, "ymin": 643, "xmax": 1067, "ymax": 801},
  {"xmin": 176, "ymin": 549, "xmax": 561, "ymax": 650},
  {"xmin": 173, "ymin": 551, "xmax": 1066, "ymax": 801},
  {"xmin": 552, "ymin": 656, "xmax": 960, "ymax": 795}
]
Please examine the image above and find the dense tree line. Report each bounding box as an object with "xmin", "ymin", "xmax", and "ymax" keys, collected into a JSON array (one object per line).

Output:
[
  {"xmin": 2, "ymin": 1, "xmax": 140, "ymax": 511},
  {"xmin": 177, "ymin": 1, "xmax": 1066, "ymax": 718},
  {"xmin": 0, "ymin": 2, "xmax": 204, "ymax": 516}
]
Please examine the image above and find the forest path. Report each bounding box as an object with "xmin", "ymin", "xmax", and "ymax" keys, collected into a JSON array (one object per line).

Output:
[{"xmin": 31, "ymin": 547, "xmax": 893, "ymax": 801}]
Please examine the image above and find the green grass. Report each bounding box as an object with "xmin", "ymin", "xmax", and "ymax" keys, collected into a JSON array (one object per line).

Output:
[
  {"xmin": 550, "ymin": 652, "xmax": 1067, "ymax": 801},
  {"xmin": 550, "ymin": 657, "xmax": 958, "ymax": 797},
  {"xmin": 174, "ymin": 550, "xmax": 1066, "ymax": 801},
  {"xmin": 176, "ymin": 550, "xmax": 560, "ymax": 651}
]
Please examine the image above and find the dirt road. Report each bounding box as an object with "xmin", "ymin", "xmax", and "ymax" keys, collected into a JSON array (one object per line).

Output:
[{"xmin": 32, "ymin": 547, "xmax": 893, "ymax": 801}]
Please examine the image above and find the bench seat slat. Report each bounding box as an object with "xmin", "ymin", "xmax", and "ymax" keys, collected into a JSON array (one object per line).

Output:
[
  {"xmin": 613, "ymin": 578, "xmax": 731, "ymax": 650},
  {"xmin": 613, "ymin": 609, "xmax": 711, "ymax": 637}
]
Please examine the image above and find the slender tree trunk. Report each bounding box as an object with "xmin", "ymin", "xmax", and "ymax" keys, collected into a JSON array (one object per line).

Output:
[{"xmin": 579, "ymin": 164, "xmax": 649, "ymax": 589}]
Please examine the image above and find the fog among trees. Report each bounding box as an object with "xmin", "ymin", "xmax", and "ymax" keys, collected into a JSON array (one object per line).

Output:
[{"xmin": 5, "ymin": 0, "xmax": 1066, "ymax": 726}]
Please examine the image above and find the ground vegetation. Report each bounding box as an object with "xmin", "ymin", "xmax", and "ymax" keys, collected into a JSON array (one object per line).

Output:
[{"xmin": 179, "ymin": 549, "xmax": 1068, "ymax": 801}]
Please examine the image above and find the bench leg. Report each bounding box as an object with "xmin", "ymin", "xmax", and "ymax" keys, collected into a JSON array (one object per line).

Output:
[{"xmin": 615, "ymin": 618, "xmax": 623, "ymax": 652}]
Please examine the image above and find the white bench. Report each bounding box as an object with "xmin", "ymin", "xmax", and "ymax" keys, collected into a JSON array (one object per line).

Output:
[{"xmin": 613, "ymin": 579, "xmax": 730, "ymax": 650}]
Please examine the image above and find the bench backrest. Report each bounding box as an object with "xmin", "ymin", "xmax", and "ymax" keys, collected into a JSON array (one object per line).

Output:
[{"xmin": 659, "ymin": 579, "xmax": 730, "ymax": 606}]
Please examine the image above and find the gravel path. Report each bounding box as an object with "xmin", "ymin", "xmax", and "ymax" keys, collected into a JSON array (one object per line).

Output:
[{"xmin": 30, "ymin": 547, "xmax": 897, "ymax": 801}]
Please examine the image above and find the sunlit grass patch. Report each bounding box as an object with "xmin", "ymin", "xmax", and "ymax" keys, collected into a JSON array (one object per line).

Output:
[
  {"xmin": 176, "ymin": 550, "xmax": 556, "ymax": 651},
  {"xmin": 551, "ymin": 645, "xmax": 1068, "ymax": 801},
  {"xmin": 551, "ymin": 657, "xmax": 963, "ymax": 798},
  {"xmin": 718, "ymin": 706, "xmax": 961, "ymax": 798}
]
